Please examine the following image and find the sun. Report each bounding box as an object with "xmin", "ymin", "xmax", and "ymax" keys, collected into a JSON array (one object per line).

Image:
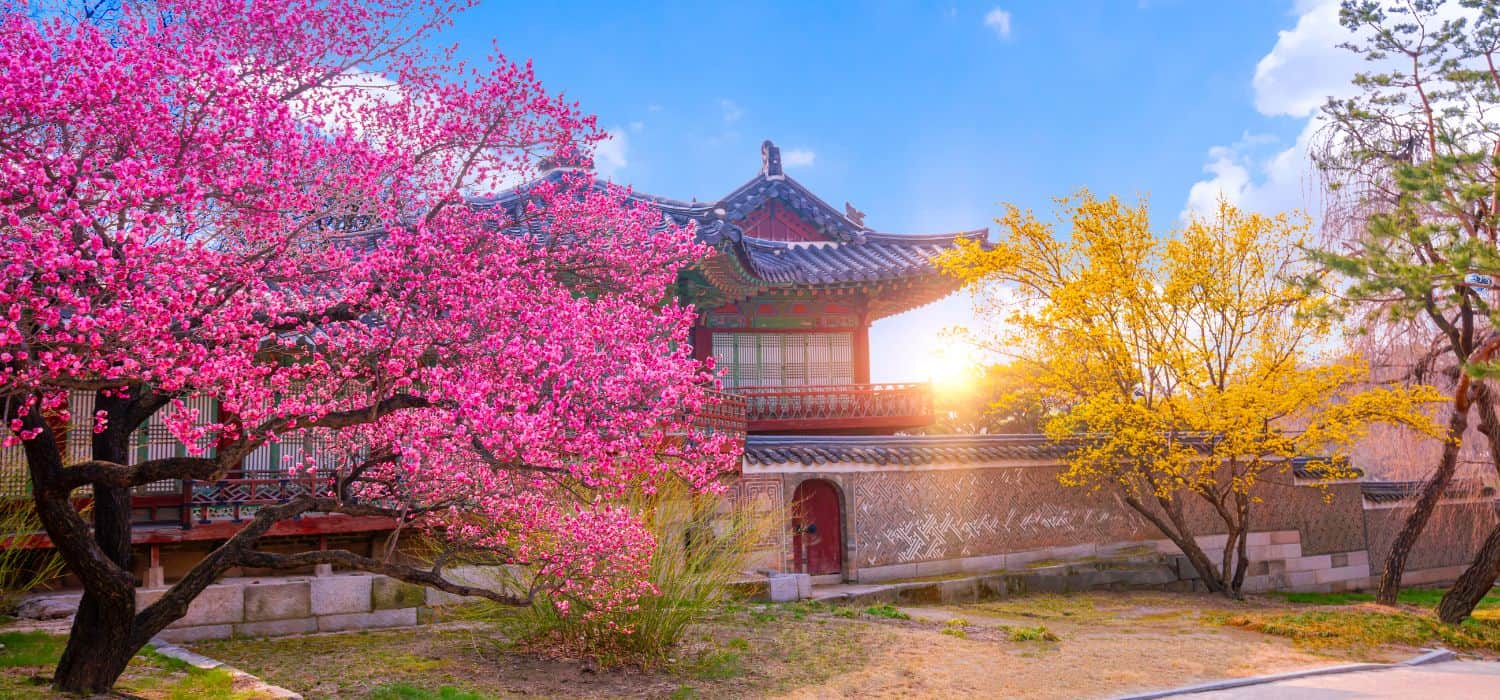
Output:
[{"xmin": 920, "ymin": 342, "xmax": 980, "ymax": 395}]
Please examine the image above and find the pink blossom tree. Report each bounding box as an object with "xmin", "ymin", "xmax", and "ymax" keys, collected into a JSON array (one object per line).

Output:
[{"xmin": 1, "ymin": 0, "xmax": 737, "ymax": 692}]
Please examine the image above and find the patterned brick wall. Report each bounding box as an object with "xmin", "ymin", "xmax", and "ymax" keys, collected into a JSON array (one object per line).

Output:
[
  {"xmin": 725, "ymin": 473, "xmax": 788, "ymax": 569},
  {"xmin": 832, "ymin": 465, "xmax": 1371, "ymax": 569},
  {"xmin": 1243, "ymin": 480, "xmax": 1368, "ymax": 556},
  {"xmin": 846, "ymin": 466, "xmax": 1151, "ymax": 568},
  {"xmin": 732, "ymin": 462, "xmax": 1491, "ymax": 582},
  {"xmin": 1364, "ymin": 500, "xmax": 1498, "ymax": 571}
]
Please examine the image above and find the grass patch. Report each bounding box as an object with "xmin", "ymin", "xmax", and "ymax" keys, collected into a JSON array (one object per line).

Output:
[
  {"xmin": 1006, "ymin": 625, "xmax": 1060, "ymax": 642},
  {"xmin": 368, "ymin": 683, "xmax": 494, "ymax": 700},
  {"xmin": 862, "ymin": 604, "xmax": 910, "ymax": 620},
  {"xmin": 685, "ymin": 649, "xmax": 744, "ymax": 680},
  {"xmin": 940, "ymin": 627, "xmax": 968, "ymax": 639},
  {"xmin": 0, "ymin": 632, "xmax": 270, "ymax": 699},
  {"xmin": 1212, "ymin": 607, "xmax": 1500, "ymax": 653},
  {"xmin": 1276, "ymin": 589, "xmax": 1500, "ymax": 610},
  {"xmin": 971, "ymin": 593, "xmax": 1102, "ymax": 622},
  {"xmin": 0, "ymin": 631, "xmax": 66, "ymax": 668}
]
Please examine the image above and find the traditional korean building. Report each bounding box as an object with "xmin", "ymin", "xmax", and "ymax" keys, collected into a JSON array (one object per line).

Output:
[
  {"xmin": 7, "ymin": 141, "xmax": 1494, "ymax": 597},
  {"xmin": 620, "ymin": 141, "xmax": 989, "ymax": 580},
  {"xmin": 652, "ymin": 141, "xmax": 983, "ymax": 434}
]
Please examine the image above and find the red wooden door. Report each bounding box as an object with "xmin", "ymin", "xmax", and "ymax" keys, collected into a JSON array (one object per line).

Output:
[{"xmin": 791, "ymin": 480, "xmax": 842, "ymax": 576}]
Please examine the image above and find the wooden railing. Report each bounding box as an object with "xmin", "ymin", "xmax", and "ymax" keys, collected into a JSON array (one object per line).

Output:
[
  {"xmin": 182, "ymin": 474, "xmax": 335, "ymax": 528},
  {"xmin": 733, "ymin": 382, "xmax": 935, "ymax": 432},
  {"xmin": 695, "ymin": 390, "xmax": 749, "ymax": 437}
]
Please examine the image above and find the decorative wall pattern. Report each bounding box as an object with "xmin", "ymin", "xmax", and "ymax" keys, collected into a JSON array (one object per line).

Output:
[
  {"xmin": 849, "ymin": 467, "xmax": 1150, "ymax": 567},
  {"xmin": 738, "ymin": 462, "xmax": 1465, "ymax": 575},
  {"xmin": 1364, "ymin": 500, "xmax": 1499, "ymax": 571},
  {"xmin": 728, "ymin": 474, "xmax": 786, "ymax": 550}
]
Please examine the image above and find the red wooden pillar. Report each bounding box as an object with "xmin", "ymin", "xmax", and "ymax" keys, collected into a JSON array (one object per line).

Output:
[
  {"xmin": 852, "ymin": 319, "xmax": 871, "ymax": 385},
  {"xmin": 692, "ymin": 323, "xmax": 713, "ymax": 364}
]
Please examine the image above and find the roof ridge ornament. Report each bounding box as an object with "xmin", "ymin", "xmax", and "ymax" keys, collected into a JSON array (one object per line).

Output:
[
  {"xmin": 760, "ymin": 139, "xmax": 784, "ymax": 179},
  {"xmin": 844, "ymin": 201, "xmax": 867, "ymax": 228}
]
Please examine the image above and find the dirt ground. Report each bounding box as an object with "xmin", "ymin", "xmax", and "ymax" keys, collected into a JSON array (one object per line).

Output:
[
  {"xmin": 778, "ymin": 592, "xmax": 1389, "ymax": 700},
  {"xmin": 184, "ymin": 591, "xmax": 1442, "ymax": 700}
]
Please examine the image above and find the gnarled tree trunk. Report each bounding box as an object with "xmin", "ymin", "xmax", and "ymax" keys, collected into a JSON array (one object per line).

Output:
[
  {"xmin": 1437, "ymin": 522, "xmax": 1500, "ymax": 623},
  {"xmin": 1377, "ymin": 397, "xmax": 1471, "ymax": 605},
  {"xmin": 53, "ymin": 391, "xmax": 144, "ymax": 694},
  {"xmin": 1434, "ymin": 381, "xmax": 1500, "ymax": 624}
]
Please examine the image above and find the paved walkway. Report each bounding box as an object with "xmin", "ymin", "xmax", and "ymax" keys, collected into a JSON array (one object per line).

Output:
[{"xmin": 1176, "ymin": 660, "xmax": 1500, "ymax": 699}]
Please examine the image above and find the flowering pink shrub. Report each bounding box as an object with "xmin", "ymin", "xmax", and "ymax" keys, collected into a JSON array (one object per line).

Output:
[{"xmin": 1, "ymin": 0, "xmax": 738, "ymax": 691}]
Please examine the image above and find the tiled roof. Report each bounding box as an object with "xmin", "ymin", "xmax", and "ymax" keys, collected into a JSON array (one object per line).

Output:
[
  {"xmin": 716, "ymin": 176, "xmax": 867, "ymax": 243},
  {"xmin": 1288, "ymin": 456, "xmax": 1362, "ymax": 481},
  {"xmin": 742, "ymin": 232, "xmax": 985, "ymax": 286},
  {"xmin": 1360, "ymin": 480, "xmax": 1496, "ymax": 503},
  {"xmin": 745, "ymin": 435, "xmax": 1077, "ymax": 466},
  {"xmin": 470, "ymin": 143, "xmax": 987, "ymax": 312},
  {"xmin": 745, "ymin": 436, "xmax": 1364, "ymax": 480}
]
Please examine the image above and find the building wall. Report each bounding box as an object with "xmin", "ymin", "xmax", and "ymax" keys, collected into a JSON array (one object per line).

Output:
[
  {"xmin": 1363, "ymin": 498, "xmax": 1499, "ymax": 584},
  {"xmin": 740, "ymin": 461, "xmax": 1496, "ymax": 591}
]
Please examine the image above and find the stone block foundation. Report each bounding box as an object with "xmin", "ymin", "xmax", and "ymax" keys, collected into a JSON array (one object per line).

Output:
[{"xmin": 147, "ymin": 569, "xmax": 491, "ymax": 643}]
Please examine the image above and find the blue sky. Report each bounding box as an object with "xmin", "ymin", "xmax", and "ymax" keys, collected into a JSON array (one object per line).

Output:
[{"xmin": 441, "ymin": 1, "xmax": 1354, "ymax": 382}]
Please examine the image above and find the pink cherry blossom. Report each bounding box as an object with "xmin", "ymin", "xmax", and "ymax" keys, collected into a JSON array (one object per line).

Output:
[{"xmin": 2, "ymin": 0, "xmax": 738, "ymax": 690}]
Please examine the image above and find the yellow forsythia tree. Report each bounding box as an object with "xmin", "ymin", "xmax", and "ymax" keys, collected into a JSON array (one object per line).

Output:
[{"xmin": 939, "ymin": 193, "xmax": 1445, "ymax": 596}]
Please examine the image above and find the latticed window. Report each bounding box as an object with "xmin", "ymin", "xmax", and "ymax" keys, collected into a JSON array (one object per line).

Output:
[
  {"xmin": 711, "ymin": 332, "xmax": 853, "ymax": 388},
  {"xmin": 0, "ymin": 392, "xmax": 217, "ymax": 500}
]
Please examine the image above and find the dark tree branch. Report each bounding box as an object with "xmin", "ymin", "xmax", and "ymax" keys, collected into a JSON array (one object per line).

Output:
[{"xmin": 236, "ymin": 549, "xmax": 529, "ymax": 606}]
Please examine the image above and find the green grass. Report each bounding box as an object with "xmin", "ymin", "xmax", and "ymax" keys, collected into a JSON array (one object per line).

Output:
[
  {"xmin": 0, "ymin": 632, "xmax": 269, "ymax": 699},
  {"xmin": 1276, "ymin": 588, "xmax": 1500, "ymax": 610},
  {"xmin": 1211, "ymin": 608, "xmax": 1500, "ymax": 653},
  {"xmin": 368, "ymin": 684, "xmax": 495, "ymax": 700},
  {"xmin": 0, "ymin": 631, "xmax": 67, "ymax": 668},
  {"xmin": 685, "ymin": 649, "xmax": 744, "ymax": 680},
  {"xmin": 861, "ymin": 604, "xmax": 910, "ymax": 620},
  {"xmin": 1006, "ymin": 625, "xmax": 1060, "ymax": 642}
]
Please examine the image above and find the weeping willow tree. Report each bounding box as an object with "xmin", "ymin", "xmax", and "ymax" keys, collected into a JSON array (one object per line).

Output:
[{"xmin": 1310, "ymin": 0, "xmax": 1500, "ymax": 618}]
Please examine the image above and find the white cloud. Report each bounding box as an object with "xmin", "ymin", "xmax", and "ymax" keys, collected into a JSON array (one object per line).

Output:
[
  {"xmin": 1184, "ymin": 0, "xmax": 1480, "ymax": 221},
  {"xmin": 628, "ymin": 121, "xmax": 645, "ymax": 133},
  {"xmin": 1251, "ymin": 0, "xmax": 1366, "ymax": 118},
  {"xmin": 782, "ymin": 149, "xmax": 816, "ymax": 167},
  {"xmin": 1182, "ymin": 124, "xmax": 1320, "ymax": 221},
  {"xmin": 594, "ymin": 128, "xmax": 628, "ymax": 179},
  {"xmin": 1183, "ymin": 0, "xmax": 1346, "ymax": 221},
  {"xmin": 984, "ymin": 8, "xmax": 1012, "ymax": 40},
  {"xmin": 719, "ymin": 98, "xmax": 743, "ymax": 123}
]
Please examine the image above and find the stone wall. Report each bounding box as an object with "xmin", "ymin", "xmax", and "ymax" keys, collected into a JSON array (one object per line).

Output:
[
  {"xmin": 1363, "ymin": 498, "xmax": 1499, "ymax": 585},
  {"xmin": 741, "ymin": 461, "xmax": 1496, "ymax": 591},
  {"xmin": 144, "ymin": 568, "xmax": 503, "ymax": 643}
]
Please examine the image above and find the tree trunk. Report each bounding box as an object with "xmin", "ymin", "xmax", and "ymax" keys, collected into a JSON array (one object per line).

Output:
[
  {"xmin": 1122, "ymin": 493, "xmax": 1225, "ymax": 593},
  {"xmin": 1228, "ymin": 491, "xmax": 1251, "ymax": 595},
  {"xmin": 53, "ymin": 391, "xmax": 143, "ymax": 693},
  {"xmin": 52, "ymin": 613, "xmax": 139, "ymax": 695},
  {"xmin": 1377, "ymin": 399, "xmax": 1470, "ymax": 605},
  {"xmin": 1436, "ymin": 384, "xmax": 1500, "ymax": 624},
  {"xmin": 1437, "ymin": 522, "xmax": 1500, "ymax": 624}
]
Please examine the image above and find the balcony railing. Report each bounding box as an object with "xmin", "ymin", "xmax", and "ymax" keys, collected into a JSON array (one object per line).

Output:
[
  {"xmin": 696, "ymin": 390, "xmax": 749, "ymax": 436},
  {"xmin": 733, "ymin": 382, "xmax": 935, "ymax": 432}
]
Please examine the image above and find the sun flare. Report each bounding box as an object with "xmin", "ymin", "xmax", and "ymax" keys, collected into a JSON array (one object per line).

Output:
[{"xmin": 921, "ymin": 342, "xmax": 981, "ymax": 396}]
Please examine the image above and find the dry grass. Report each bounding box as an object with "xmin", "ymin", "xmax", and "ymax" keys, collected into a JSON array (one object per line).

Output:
[
  {"xmin": 1211, "ymin": 603, "xmax": 1500, "ymax": 655},
  {"xmin": 182, "ymin": 591, "xmax": 1429, "ymax": 699}
]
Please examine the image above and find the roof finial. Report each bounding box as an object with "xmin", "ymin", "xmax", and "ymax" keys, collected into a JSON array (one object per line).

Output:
[
  {"xmin": 844, "ymin": 201, "xmax": 867, "ymax": 228},
  {"xmin": 761, "ymin": 139, "xmax": 783, "ymax": 178}
]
